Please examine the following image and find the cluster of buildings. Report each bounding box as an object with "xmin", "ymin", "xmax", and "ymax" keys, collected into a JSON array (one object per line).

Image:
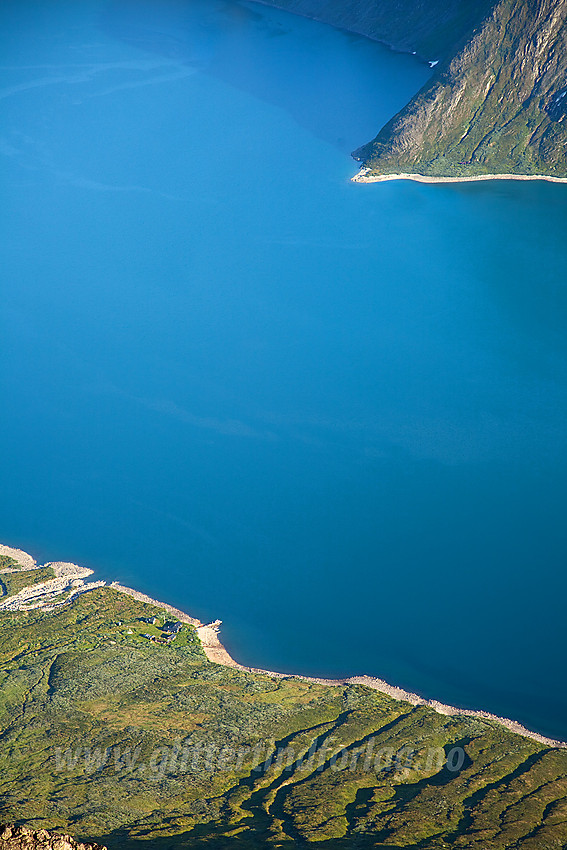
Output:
[{"xmin": 139, "ymin": 617, "xmax": 183, "ymax": 645}]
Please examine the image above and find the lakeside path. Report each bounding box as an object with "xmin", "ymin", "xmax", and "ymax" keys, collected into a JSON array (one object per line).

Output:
[
  {"xmin": 2, "ymin": 542, "xmax": 566, "ymax": 749},
  {"xmin": 351, "ymin": 168, "xmax": 567, "ymax": 184}
]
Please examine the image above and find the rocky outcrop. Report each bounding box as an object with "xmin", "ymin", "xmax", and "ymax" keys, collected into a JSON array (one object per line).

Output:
[
  {"xmin": 354, "ymin": 0, "xmax": 567, "ymax": 178},
  {"xmin": 0, "ymin": 570, "xmax": 105, "ymax": 613},
  {"xmin": 0, "ymin": 545, "xmax": 37, "ymax": 572},
  {"xmin": 0, "ymin": 826, "xmax": 105, "ymax": 850}
]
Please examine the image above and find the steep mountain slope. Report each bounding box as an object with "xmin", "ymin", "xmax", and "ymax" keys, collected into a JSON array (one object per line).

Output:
[{"xmin": 355, "ymin": 0, "xmax": 567, "ymax": 178}]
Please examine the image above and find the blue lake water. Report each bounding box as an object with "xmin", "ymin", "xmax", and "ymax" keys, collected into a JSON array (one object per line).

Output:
[{"xmin": 1, "ymin": 0, "xmax": 566, "ymax": 740}]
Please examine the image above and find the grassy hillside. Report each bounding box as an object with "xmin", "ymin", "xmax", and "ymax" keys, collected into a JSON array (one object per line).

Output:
[{"xmin": 1, "ymin": 572, "xmax": 566, "ymax": 849}]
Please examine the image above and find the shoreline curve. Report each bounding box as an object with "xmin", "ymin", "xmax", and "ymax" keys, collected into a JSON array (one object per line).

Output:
[
  {"xmin": 2, "ymin": 542, "xmax": 566, "ymax": 750},
  {"xmin": 351, "ymin": 168, "xmax": 567, "ymax": 184}
]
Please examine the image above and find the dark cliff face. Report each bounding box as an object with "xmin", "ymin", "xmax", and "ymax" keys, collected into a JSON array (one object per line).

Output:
[
  {"xmin": 254, "ymin": 0, "xmax": 491, "ymax": 60},
  {"xmin": 356, "ymin": 0, "xmax": 567, "ymax": 177}
]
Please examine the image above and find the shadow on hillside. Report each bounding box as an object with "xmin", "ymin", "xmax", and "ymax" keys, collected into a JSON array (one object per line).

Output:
[{"xmin": 94, "ymin": 825, "xmax": 404, "ymax": 850}]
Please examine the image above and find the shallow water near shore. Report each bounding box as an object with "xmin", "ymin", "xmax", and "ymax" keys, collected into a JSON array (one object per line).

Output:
[{"xmin": 1, "ymin": 0, "xmax": 567, "ymax": 740}]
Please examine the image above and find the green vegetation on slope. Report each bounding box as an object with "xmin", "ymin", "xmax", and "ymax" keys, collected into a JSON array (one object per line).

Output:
[
  {"xmin": 0, "ymin": 571, "xmax": 566, "ymax": 849},
  {"xmin": 258, "ymin": 0, "xmax": 567, "ymax": 178},
  {"xmin": 354, "ymin": 0, "xmax": 567, "ymax": 178}
]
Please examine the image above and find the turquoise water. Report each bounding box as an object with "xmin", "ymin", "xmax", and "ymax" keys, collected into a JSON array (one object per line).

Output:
[{"xmin": 1, "ymin": 0, "xmax": 566, "ymax": 739}]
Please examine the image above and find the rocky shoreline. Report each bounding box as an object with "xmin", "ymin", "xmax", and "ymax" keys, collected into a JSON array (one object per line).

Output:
[
  {"xmin": 0, "ymin": 546, "xmax": 105, "ymax": 613},
  {"xmin": 193, "ymin": 614, "xmax": 567, "ymax": 749},
  {"xmin": 1, "ymin": 542, "xmax": 566, "ymax": 750}
]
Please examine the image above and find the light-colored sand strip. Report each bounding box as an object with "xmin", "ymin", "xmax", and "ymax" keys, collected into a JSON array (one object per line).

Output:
[
  {"xmin": 351, "ymin": 167, "xmax": 567, "ymax": 185},
  {"xmin": 3, "ymin": 543, "xmax": 566, "ymax": 749},
  {"xmin": 196, "ymin": 621, "xmax": 241, "ymax": 666}
]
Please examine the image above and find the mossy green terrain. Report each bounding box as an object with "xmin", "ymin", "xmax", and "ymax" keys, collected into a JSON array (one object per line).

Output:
[
  {"xmin": 0, "ymin": 567, "xmax": 56, "ymax": 600},
  {"xmin": 0, "ymin": 556, "xmax": 19, "ymax": 570},
  {"xmin": 0, "ymin": 571, "xmax": 566, "ymax": 848}
]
